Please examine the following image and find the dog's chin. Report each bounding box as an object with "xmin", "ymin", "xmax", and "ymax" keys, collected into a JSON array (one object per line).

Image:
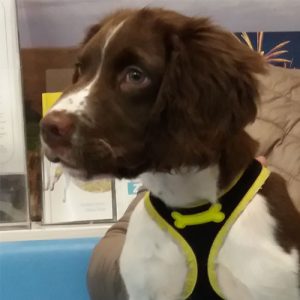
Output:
[
  {"xmin": 42, "ymin": 149, "xmax": 107, "ymax": 180},
  {"xmin": 62, "ymin": 166, "xmax": 87, "ymax": 180},
  {"xmin": 62, "ymin": 164, "xmax": 112, "ymax": 182},
  {"xmin": 43, "ymin": 145, "xmax": 146, "ymax": 181},
  {"xmin": 43, "ymin": 147, "xmax": 61, "ymax": 164}
]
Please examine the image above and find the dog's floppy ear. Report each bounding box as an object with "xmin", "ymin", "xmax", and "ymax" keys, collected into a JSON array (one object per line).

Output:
[
  {"xmin": 152, "ymin": 18, "xmax": 266, "ymax": 147},
  {"xmin": 147, "ymin": 18, "xmax": 266, "ymax": 169}
]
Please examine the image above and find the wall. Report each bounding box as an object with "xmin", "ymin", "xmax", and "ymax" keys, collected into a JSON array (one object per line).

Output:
[{"xmin": 17, "ymin": 0, "xmax": 300, "ymax": 48}]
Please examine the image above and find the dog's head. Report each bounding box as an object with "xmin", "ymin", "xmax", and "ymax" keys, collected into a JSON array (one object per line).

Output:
[{"xmin": 40, "ymin": 8, "xmax": 266, "ymax": 180}]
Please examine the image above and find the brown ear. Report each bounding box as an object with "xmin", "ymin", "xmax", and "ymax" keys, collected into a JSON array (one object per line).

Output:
[
  {"xmin": 159, "ymin": 18, "xmax": 266, "ymax": 131},
  {"xmin": 148, "ymin": 18, "xmax": 266, "ymax": 168}
]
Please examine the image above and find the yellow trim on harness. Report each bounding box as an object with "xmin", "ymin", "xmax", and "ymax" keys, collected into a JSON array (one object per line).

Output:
[
  {"xmin": 207, "ymin": 165, "xmax": 271, "ymax": 298},
  {"xmin": 144, "ymin": 193, "xmax": 198, "ymax": 299}
]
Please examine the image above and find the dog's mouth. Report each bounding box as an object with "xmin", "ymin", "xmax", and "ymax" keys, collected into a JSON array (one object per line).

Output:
[
  {"xmin": 43, "ymin": 143, "xmax": 114, "ymax": 181},
  {"xmin": 43, "ymin": 145, "xmax": 72, "ymax": 165},
  {"xmin": 63, "ymin": 164, "xmax": 112, "ymax": 182},
  {"xmin": 46, "ymin": 153, "xmax": 94, "ymax": 180},
  {"xmin": 43, "ymin": 145, "xmax": 82, "ymax": 174},
  {"xmin": 42, "ymin": 133, "xmax": 149, "ymax": 180}
]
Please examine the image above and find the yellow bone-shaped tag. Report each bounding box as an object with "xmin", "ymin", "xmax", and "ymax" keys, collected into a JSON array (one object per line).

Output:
[{"xmin": 171, "ymin": 203, "xmax": 225, "ymax": 229}]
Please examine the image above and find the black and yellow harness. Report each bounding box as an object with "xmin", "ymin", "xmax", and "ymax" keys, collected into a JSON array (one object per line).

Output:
[{"xmin": 144, "ymin": 160, "xmax": 270, "ymax": 300}]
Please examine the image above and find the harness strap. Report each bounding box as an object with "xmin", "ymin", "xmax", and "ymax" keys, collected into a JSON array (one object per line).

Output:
[{"xmin": 145, "ymin": 160, "xmax": 270, "ymax": 299}]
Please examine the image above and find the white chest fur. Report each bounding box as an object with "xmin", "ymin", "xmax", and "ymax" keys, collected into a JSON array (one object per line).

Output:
[{"xmin": 119, "ymin": 169, "xmax": 299, "ymax": 300}]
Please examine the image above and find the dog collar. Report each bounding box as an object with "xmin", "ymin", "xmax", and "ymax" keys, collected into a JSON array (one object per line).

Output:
[{"xmin": 144, "ymin": 159, "xmax": 270, "ymax": 299}]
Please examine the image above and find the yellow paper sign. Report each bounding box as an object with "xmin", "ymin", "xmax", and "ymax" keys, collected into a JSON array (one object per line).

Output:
[{"xmin": 42, "ymin": 92, "xmax": 62, "ymax": 116}]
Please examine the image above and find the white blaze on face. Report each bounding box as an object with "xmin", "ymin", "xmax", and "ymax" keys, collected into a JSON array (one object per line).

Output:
[{"xmin": 48, "ymin": 20, "xmax": 126, "ymax": 116}]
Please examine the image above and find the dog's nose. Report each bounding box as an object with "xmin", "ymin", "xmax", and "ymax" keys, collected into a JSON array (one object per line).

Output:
[{"xmin": 41, "ymin": 111, "xmax": 75, "ymax": 148}]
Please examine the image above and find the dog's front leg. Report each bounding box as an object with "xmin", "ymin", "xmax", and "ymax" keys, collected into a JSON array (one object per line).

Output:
[
  {"xmin": 120, "ymin": 201, "xmax": 187, "ymax": 300},
  {"xmin": 217, "ymin": 264, "xmax": 254, "ymax": 300}
]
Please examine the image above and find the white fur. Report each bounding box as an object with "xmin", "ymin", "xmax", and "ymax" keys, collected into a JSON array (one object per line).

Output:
[
  {"xmin": 217, "ymin": 194, "xmax": 299, "ymax": 300},
  {"xmin": 120, "ymin": 200, "xmax": 188, "ymax": 300},
  {"xmin": 49, "ymin": 20, "xmax": 126, "ymax": 116},
  {"xmin": 120, "ymin": 168, "xmax": 300, "ymax": 300},
  {"xmin": 140, "ymin": 166, "xmax": 219, "ymax": 208}
]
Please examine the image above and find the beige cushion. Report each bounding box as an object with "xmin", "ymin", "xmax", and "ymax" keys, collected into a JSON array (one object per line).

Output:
[{"xmin": 247, "ymin": 66, "xmax": 300, "ymax": 210}]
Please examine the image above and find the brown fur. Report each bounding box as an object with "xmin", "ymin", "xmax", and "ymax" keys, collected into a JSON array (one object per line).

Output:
[
  {"xmin": 261, "ymin": 173, "xmax": 300, "ymax": 254},
  {"xmin": 52, "ymin": 8, "xmax": 266, "ymax": 184}
]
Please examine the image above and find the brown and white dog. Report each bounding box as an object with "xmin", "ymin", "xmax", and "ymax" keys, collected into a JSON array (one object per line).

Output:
[{"xmin": 40, "ymin": 8, "xmax": 300, "ymax": 300}]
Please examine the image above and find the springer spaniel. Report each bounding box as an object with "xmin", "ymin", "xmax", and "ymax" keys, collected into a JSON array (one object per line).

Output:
[{"xmin": 40, "ymin": 8, "xmax": 300, "ymax": 300}]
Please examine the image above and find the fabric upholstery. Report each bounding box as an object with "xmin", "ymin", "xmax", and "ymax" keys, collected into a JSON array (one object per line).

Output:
[
  {"xmin": 0, "ymin": 238, "xmax": 98, "ymax": 300},
  {"xmin": 248, "ymin": 66, "xmax": 300, "ymax": 210}
]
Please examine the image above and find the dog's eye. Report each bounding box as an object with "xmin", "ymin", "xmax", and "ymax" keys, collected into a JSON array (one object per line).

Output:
[
  {"xmin": 124, "ymin": 67, "xmax": 149, "ymax": 85},
  {"xmin": 126, "ymin": 68, "xmax": 144, "ymax": 82},
  {"xmin": 120, "ymin": 66, "xmax": 150, "ymax": 92}
]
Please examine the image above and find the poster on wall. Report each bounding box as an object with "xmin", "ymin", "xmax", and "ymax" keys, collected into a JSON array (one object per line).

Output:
[
  {"xmin": 236, "ymin": 31, "xmax": 300, "ymax": 69},
  {"xmin": 115, "ymin": 179, "xmax": 142, "ymax": 219}
]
